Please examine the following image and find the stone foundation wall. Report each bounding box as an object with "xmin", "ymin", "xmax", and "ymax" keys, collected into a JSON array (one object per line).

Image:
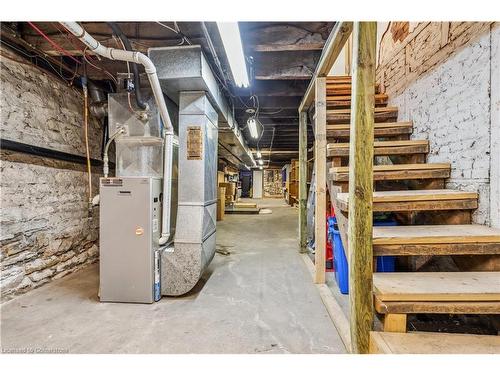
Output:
[{"xmin": 1, "ymin": 46, "xmax": 103, "ymax": 301}]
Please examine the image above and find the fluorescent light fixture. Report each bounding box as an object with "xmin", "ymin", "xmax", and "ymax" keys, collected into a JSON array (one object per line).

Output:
[
  {"xmin": 258, "ymin": 159, "xmax": 263, "ymax": 165},
  {"xmin": 247, "ymin": 117, "xmax": 258, "ymax": 139},
  {"xmin": 256, "ymin": 151, "xmax": 262, "ymax": 158},
  {"xmin": 216, "ymin": 22, "xmax": 250, "ymax": 88}
]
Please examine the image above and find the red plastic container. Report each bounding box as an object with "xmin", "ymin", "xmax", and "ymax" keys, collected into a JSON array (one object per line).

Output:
[{"xmin": 326, "ymin": 211, "xmax": 334, "ymax": 271}]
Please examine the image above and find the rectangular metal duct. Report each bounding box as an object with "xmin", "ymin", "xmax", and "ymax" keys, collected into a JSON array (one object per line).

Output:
[
  {"xmin": 149, "ymin": 45, "xmax": 255, "ymax": 169},
  {"xmin": 160, "ymin": 92, "xmax": 218, "ymax": 296}
]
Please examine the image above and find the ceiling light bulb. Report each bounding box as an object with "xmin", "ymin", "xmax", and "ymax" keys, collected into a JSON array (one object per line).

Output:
[
  {"xmin": 256, "ymin": 151, "xmax": 262, "ymax": 158},
  {"xmin": 216, "ymin": 22, "xmax": 250, "ymax": 88},
  {"xmin": 259, "ymin": 166, "xmax": 263, "ymax": 170},
  {"xmin": 247, "ymin": 117, "xmax": 258, "ymax": 139},
  {"xmin": 258, "ymin": 159, "xmax": 263, "ymax": 165}
]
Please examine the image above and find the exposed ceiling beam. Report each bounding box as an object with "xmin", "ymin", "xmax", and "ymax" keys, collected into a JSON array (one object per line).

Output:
[
  {"xmin": 21, "ymin": 34, "xmax": 204, "ymax": 56},
  {"xmin": 252, "ymin": 150, "xmax": 299, "ymax": 155},
  {"xmin": 235, "ymin": 96, "xmax": 301, "ymax": 110},
  {"xmin": 252, "ymin": 50, "xmax": 320, "ymax": 81},
  {"xmin": 251, "ymin": 43, "xmax": 324, "ymax": 52},
  {"xmin": 242, "ymin": 22, "xmax": 331, "ymax": 48},
  {"xmin": 254, "ymin": 74, "xmax": 311, "ymax": 81},
  {"xmin": 233, "ymin": 80, "xmax": 308, "ymax": 97}
]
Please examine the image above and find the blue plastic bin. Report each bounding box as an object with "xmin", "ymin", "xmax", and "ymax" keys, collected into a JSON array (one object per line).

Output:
[
  {"xmin": 374, "ymin": 219, "xmax": 397, "ymax": 273},
  {"xmin": 331, "ymin": 217, "xmax": 397, "ymax": 294},
  {"xmin": 331, "ymin": 219, "xmax": 349, "ymax": 294}
]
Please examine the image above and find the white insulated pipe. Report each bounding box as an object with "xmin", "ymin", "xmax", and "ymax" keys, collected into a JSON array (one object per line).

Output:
[
  {"xmin": 61, "ymin": 22, "xmax": 174, "ymax": 244},
  {"xmin": 103, "ymin": 128, "xmax": 125, "ymax": 178}
]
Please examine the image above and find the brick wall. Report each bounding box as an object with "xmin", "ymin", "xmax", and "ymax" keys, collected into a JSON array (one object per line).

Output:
[
  {"xmin": 376, "ymin": 22, "xmax": 500, "ymax": 227},
  {"xmin": 1, "ymin": 46, "xmax": 103, "ymax": 301}
]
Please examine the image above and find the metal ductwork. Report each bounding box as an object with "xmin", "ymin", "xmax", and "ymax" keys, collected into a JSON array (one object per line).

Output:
[
  {"xmin": 149, "ymin": 46, "xmax": 233, "ymax": 296},
  {"xmin": 161, "ymin": 92, "xmax": 218, "ymax": 296},
  {"xmin": 149, "ymin": 45, "xmax": 256, "ymax": 170}
]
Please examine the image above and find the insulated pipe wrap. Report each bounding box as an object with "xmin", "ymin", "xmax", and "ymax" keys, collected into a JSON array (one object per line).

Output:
[
  {"xmin": 60, "ymin": 22, "xmax": 173, "ymax": 135},
  {"xmin": 61, "ymin": 21, "xmax": 175, "ymax": 245}
]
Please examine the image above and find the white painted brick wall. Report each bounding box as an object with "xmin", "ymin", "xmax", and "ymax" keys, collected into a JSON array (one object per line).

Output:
[{"xmin": 389, "ymin": 32, "xmax": 495, "ymax": 224}]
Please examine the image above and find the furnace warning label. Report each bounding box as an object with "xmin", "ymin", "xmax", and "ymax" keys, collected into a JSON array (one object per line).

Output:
[{"xmin": 187, "ymin": 126, "xmax": 203, "ymax": 160}]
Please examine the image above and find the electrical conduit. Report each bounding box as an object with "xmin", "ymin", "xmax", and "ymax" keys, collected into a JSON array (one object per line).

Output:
[{"xmin": 61, "ymin": 22, "xmax": 174, "ymax": 245}]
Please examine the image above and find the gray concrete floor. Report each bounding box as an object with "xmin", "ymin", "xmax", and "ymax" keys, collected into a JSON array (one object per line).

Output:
[{"xmin": 1, "ymin": 198, "xmax": 346, "ymax": 354}]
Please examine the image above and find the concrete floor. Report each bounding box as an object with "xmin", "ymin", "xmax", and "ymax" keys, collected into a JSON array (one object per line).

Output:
[{"xmin": 1, "ymin": 198, "xmax": 346, "ymax": 354}]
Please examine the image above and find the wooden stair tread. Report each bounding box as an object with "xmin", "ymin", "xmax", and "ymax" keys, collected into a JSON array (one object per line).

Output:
[
  {"xmin": 327, "ymin": 106, "xmax": 398, "ymax": 115},
  {"xmin": 370, "ymin": 331, "xmax": 500, "ymax": 354},
  {"xmin": 326, "ymin": 107, "xmax": 398, "ymax": 122},
  {"xmin": 329, "ymin": 163, "xmax": 450, "ymax": 182},
  {"xmin": 373, "ymin": 272, "xmax": 500, "ymax": 302},
  {"xmin": 327, "ymin": 122, "xmax": 413, "ymax": 139},
  {"xmin": 373, "ymin": 224, "xmax": 500, "ymax": 245},
  {"xmin": 336, "ymin": 189, "xmax": 478, "ymax": 213},
  {"xmin": 337, "ymin": 189, "xmax": 477, "ymax": 204},
  {"xmin": 326, "ymin": 106, "xmax": 394, "ymax": 123},
  {"xmin": 374, "ymin": 296, "xmax": 500, "ymax": 314},
  {"xmin": 327, "ymin": 93, "xmax": 388, "ymax": 101},
  {"xmin": 327, "ymin": 93, "xmax": 388, "ymax": 107},
  {"xmin": 328, "ymin": 122, "xmax": 412, "ymax": 131},
  {"xmin": 327, "ymin": 75, "xmax": 351, "ymax": 81},
  {"xmin": 327, "ymin": 140, "xmax": 429, "ymax": 157},
  {"xmin": 331, "ymin": 163, "xmax": 450, "ymax": 173},
  {"xmin": 328, "ymin": 140, "xmax": 428, "ymax": 149},
  {"xmin": 326, "ymin": 76, "xmax": 381, "ymax": 95}
]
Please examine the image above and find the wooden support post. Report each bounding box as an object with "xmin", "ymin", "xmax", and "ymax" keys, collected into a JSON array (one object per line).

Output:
[
  {"xmin": 348, "ymin": 22, "xmax": 377, "ymax": 354},
  {"xmin": 314, "ymin": 77, "xmax": 327, "ymax": 284},
  {"xmin": 345, "ymin": 34, "xmax": 353, "ymax": 75},
  {"xmin": 383, "ymin": 314, "xmax": 407, "ymax": 333},
  {"xmin": 299, "ymin": 111, "xmax": 308, "ymax": 253}
]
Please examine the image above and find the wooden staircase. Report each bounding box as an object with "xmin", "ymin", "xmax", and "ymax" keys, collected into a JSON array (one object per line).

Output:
[{"xmin": 324, "ymin": 76, "xmax": 500, "ymax": 352}]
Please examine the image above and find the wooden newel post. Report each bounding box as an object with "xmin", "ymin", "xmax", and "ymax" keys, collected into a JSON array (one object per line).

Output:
[
  {"xmin": 348, "ymin": 22, "xmax": 377, "ymax": 354},
  {"xmin": 299, "ymin": 111, "xmax": 308, "ymax": 253},
  {"xmin": 314, "ymin": 77, "xmax": 327, "ymax": 284}
]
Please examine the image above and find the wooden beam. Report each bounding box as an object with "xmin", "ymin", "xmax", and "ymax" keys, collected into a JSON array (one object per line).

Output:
[
  {"xmin": 233, "ymin": 80, "xmax": 308, "ymax": 97},
  {"xmin": 235, "ymin": 96, "xmax": 301, "ymax": 109},
  {"xmin": 345, "ymin": 34, "xmax": 353, "ymax": 75},
  {"xmin": 314, "ymin": 77, "xmax": 327, "ymax": 283},
  {"xmin": 253, "ymin": 50, "xmax": 320, "ymax": 81},
  {"xmin": 299, "ymin": 22, "xmax": 354, "ymax": 113},
  {"xmin": 347, "ymin": 22, "xmax": 377, "ymax": 354},
  {"xmin": 299, "ymin": 111, "xmax": 308, "ymax": 253},
  {"xmin": 243, "ymin": 22, "xmax": 330, "ymax": 51},
  {"xmin": 253, "ymin": 149, "xmax": 299, "ymax": 155},
  {"xmin": 252, "ymin": 43, "xmax": 324, "ymax": 52}
]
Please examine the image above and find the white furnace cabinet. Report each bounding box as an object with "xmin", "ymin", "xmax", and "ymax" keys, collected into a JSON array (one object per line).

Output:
[{"xmin": 99, "ymin": 177, "xmax": 162, "ymax": 303}]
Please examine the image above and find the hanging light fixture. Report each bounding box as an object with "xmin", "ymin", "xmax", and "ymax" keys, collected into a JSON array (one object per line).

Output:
[
  {"xmin": 216, "ymin": 22, "xmax": 250, "ymax": 88},
  {"xmin": 258, "ymin": 159, "xmax": 263, "ymax": 165},
  {"xmin": 256, "ymin": 150, "xmax": 262, "ymax": 158},
  {"xmin": 247, "ymin": 117, "xmax": 259, "ymax": 139}
]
